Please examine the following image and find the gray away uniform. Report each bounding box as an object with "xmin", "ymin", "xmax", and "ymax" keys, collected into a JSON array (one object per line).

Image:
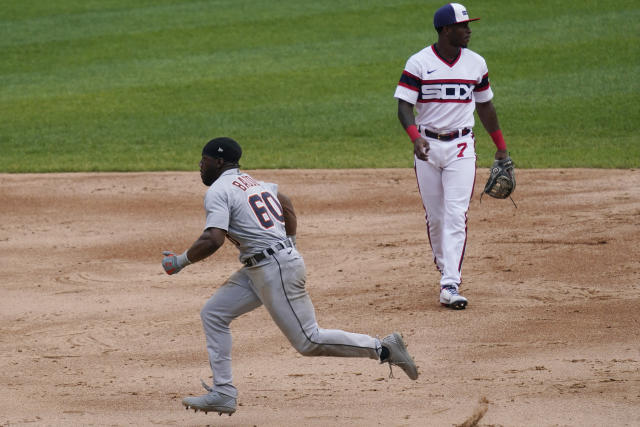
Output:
[{"xmin": 200, "ymin": 168, "xmax": 381, "ymax": 398}]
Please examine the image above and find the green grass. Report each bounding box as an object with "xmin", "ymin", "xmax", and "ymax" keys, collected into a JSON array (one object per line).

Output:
[{"xmin": 1, "ymin": 0, "xmax": 639, "ymax": 171}]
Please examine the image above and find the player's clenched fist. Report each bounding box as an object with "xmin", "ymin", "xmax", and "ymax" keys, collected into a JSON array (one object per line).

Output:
[{"xmin": 162, "ymin": 250, "xmax": 191, "ymax": 275}]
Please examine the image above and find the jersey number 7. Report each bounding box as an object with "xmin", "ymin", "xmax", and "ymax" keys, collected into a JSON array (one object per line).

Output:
[
  {"xmin": 248, "ymin": 192, "xmax": 284, "ymax": 229},
  {"xmin": 457, "ymin": 142, "xmax": 468, "ymax": 158}
]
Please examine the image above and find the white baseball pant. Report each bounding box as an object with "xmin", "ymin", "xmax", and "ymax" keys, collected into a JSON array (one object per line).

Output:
[{"xmin": 414, "ymin": 131, "xmax": 477, "ymax": 288}]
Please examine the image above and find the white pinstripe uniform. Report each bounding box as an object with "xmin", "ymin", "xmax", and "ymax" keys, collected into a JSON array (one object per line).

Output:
[
  {"xmin": 200, "ymin": 169, "xmax": 380, "ymax": 398},
  {"xmin": 394, "ymin": 44, "xmax": 493, "ymax": 292}
]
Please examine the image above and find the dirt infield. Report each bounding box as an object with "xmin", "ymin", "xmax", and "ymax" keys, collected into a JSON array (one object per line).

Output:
[{"xmin": 1, "ymin": 169, "xmax": 639, "ymax": 426}]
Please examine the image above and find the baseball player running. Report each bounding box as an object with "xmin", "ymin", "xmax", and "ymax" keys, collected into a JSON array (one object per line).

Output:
[
  {"xmin": 394, "ymin": 3, "xmax": 510, "ymax": 309},
  {"xmin": 161, "ymin": 137, "xmax": 418, "ymax": 416}
]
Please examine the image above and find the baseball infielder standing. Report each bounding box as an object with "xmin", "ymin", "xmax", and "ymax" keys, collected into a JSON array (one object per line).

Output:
[
  {"xmin": 161, "ymin": 137, "xmax": 418, "ymax": 416},
  {"xmin": 394, "ymin": 3, "xmax": 510, "ymax": 309}
]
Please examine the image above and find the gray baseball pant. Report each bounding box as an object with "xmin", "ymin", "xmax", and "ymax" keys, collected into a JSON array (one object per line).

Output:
[{"xmin": 199, "ymin": 246, "xmax": 381, "ymax": 398}]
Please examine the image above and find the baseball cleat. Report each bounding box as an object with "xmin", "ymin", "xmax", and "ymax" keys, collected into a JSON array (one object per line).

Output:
[
  {"xmin": 440, "ymin": 285, "xmax": 468, "ymax": 309},
  {"xmin": 182, "ymin": 391, "xmax": 236, "ymax": 416},
  {"xmin": 380, "ymin": 332, "xmax": 419, "ymax": 380}
]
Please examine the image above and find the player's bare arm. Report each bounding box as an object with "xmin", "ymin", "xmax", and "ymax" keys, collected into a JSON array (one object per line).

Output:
[
  {"xmin": 398, "ymin": 99, "xmax": 429, "ymax": 161},
  {"xmin": 162, "ymin": 227, "xmax": 226, "ymax": 275},
  {"xmin": 185, "ymin": 227, "xmax": 226, "ymax": 263},
  {"xmin": 277, "ymin": 192, "xmax": 297, "ymax": 236},
  {"xmin": 476, "ymin": 100, "xmax": 508, "ymax": 160}
]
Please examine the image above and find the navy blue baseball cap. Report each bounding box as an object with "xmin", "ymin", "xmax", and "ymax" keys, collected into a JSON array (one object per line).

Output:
[
  {"xmin": 433, "ymin": 3, "xmax": 480, "ymax": 29},
  {"xmin": 202, "ymin": 137, "xmax": 242, "ymax": 163}
]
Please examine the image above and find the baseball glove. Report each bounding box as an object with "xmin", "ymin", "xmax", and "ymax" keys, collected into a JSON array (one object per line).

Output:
[{"xmin": 483, "ymin": 156, "xmax": 516, "ymax": 199}]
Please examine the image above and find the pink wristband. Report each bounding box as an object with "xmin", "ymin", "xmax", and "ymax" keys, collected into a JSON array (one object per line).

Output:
[
  {"xmin": 406, "ymin": 125, "xmax": 421, "ymax": 142},
  {"xmin": 490, "ymin": 129, "xmax": 507, "ymax": 151}
]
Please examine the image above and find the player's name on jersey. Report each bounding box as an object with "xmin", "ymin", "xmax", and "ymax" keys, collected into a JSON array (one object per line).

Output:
[{"xmin": 232, "ymin": 174, "xmax": 261, "ymax": 191}]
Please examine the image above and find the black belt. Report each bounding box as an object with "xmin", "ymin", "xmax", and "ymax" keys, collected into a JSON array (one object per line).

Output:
[
  {"xmin": 243, "ymin": 239, "xmax": 293, "ymax": 266},
  {"xmin": 421, "ymin": 127, "xmax": 471, "ymax": 141}
]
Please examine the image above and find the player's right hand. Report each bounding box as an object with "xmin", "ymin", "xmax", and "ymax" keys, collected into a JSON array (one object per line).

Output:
[
  {"xmin": 413, "ymin": 137, "xmax": 430, "ymax": 161},
  {"xmin": 162, "ymin": 251, "xmax": 183, "ymax": 275}
]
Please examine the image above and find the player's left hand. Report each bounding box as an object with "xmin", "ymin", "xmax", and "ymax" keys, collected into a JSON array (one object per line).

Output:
[
  {"xmin": 494, "ymin": 149, "xmax": 509, "ymax": 160},
  {"xmin": 162, "ymin": 251, "xmax": 184, "ymax": 275},
  {"xmin": 483, "ymin": 155, "xmax": 515, "ymax": 199}
]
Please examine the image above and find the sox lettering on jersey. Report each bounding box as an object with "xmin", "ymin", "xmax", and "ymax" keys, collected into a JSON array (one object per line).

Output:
[
  {"xmin": 421, "ymin": 80, "xmax": 474, "ymax": 103},
  {"xmin": 395, "ymin": 46, "xmax": 493, "ymax": 133}
]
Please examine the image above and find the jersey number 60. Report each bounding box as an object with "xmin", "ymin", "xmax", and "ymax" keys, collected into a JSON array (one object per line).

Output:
[{"xmin": 248, "ymin": 192, "xmax": 284, "ymax": 229}]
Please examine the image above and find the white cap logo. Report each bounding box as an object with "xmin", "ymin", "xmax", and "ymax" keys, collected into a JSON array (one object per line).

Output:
[{"xmin": 452, "ymin": 4, "xmax": 470, "ymax": 23}]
